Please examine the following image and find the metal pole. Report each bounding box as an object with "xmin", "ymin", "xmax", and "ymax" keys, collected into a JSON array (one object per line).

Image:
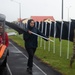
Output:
[
  {"xmin": 44, "ymin": 22, "xmax": 47, "ymax": 50},
  {"xmin": 40, "ymin": 22, "xmax": 44, "ymax": 47},
  {"xmin": 60, "ymin": 21, "xmax": 63, "ymax": 57},
  {"xmin": 19, "ymin": 3, "xmax": 21, "ymax": 19},
  {"xmin": 38, "ymin": 22, "xmax": 40, "ymax": 46},
  {"xmin": 48, "ymin": 22, "xmax": 52, "ymax": 51},
  {"xmin": 59, "ymin": 0, "xmax": 64, "ymax": 57},
  {"xmin": 68, "ymin": 6, "xmax": 71, "ymax": 21},
  {"xmin": 62, "ymin": 0, "xmax": 63, "ymax": 20},
  {"xmin": 31, "ymin": 31, "xmax": 54, "ymax": 42},
  {"xmin": 53, "ymin": 22, "xmax": 56, "ymax": 53},
  {"xmin": 11, "ymin": 0, "xmax": 21, "ymax": 19},
  {"xmin": 40, "ymin": 22, "xmax": 42, "ymax": 47},
  {"xmin": 67, "ymin": 6, "xmax": 71, "ymax": 59},
  {"xmin": 67, "ymin": 20, "xmax": 71, "ymax": 59}
]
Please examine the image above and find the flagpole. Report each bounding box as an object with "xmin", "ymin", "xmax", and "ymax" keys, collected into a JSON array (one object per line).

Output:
[
  {"xmin": 44, "ymin": 22, "xmax": 47, "ymax": 50},
  {"xmin": 60, "ymin": 0, "xmax": 64, "ymax": 57},
  {"xmin": 53, "ymin": 22, "xmax": 56, "ymax": 53},
  {"xmin": 30, "ymin": 31, "xmax": 54, "ymax": 42},
  {"xmin": 38, "ymin": 22, "xmax": 40, "ymax": 46},
  {"xmin": 40, "ymin": 22, "xmax": 44, "ymax": 47},
  {"xmin": 67, "ymin": 20, "xmax": 71, "ymax": 59},
  {"xmin": 62, "ymin": 0, "xmax": 63, "ymax": 20},
  {"xmin": 48, "ymin": 22, "xmax": 52, "ymax": 51}
]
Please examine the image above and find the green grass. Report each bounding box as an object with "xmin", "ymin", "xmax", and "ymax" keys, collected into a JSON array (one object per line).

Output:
[
  {"xmin": 7, "ymin": 29, "xmax": 75, "ymax": 75},
  {"xmin": 6, "ymin": 28, "xmax": 17, "ymax": 33},
  {"xmin": 37, "ymin": 38, "xmax": 75, "ymax": 75}
]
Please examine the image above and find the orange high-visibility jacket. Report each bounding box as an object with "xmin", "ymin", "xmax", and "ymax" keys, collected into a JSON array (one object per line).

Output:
[
  {"xmin": 0, "ymin": 44, "xmax": 6, "ymax": 58},
  {"xmin": 0, "ymin": 32, "xmax": 9, "ymax": 58}
]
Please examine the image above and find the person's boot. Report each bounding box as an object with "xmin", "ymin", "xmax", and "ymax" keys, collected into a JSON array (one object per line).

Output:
[{"xmin": 26, "ymin": 67, "xmax": 32, "ymax": 74}]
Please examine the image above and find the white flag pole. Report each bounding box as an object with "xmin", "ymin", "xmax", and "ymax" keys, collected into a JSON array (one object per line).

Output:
[
  {"xmin": 44, "ymin": 22, "xmax": 47, "ymax": 50},
  {"xmin": 30, "ymin": 31, "xmax": 54, "ymax": 42},
  {"xmin": 60, "ymin": 20, "xmax": 63, "ymax": 57},
  {"xmin": 40, "ymin": 22, "xmax": 42, "ymax": 47},
  {"xmin": 38, "ymin": 22, "xmax": 40, "ymax": 46},
  {"xmin": 53, "ymin": 22, "xmax": 56, "ymax": 53},
  {"xmin": 40, "ymin": 22, "xmax": 44, "ymax": 47},
  {"xmin": 60, "ymin": 0, "xmax": 64, "ymax": 57},
  {"xmin": 67, "ymin": 20, "xmax": 71, "ymax": 59},
  {"xmin": 48, "ymin": 22, "xmax": 52, "ymax": 51}
]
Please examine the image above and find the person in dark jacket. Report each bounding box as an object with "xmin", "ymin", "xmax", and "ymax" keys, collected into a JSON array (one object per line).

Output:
[{"xmin": 23, "ymin": 19, "xmax": 50, "ymax": 74}]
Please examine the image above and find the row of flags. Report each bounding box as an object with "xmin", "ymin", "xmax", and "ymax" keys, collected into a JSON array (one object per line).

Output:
[{"xmin": 6, "ymin": 19, "xmax": 75, "ymax": 42}]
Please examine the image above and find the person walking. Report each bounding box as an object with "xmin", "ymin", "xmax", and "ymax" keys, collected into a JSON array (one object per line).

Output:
[{"xmin": 23, "ymin": 19, "xmax": 50, "ymax": 74}]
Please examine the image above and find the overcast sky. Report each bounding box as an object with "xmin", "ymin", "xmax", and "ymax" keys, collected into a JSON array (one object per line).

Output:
[{"xmin": 0, "ymin": 0, "xmax": 75, "ymax": 22}]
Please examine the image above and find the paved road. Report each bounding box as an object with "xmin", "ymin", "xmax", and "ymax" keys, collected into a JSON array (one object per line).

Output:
[{"xmin": 1, "ymin": 40, "xmax": 62, "ymax": 75}]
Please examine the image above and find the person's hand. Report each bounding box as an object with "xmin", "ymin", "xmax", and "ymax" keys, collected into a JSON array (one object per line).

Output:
[
  {"xmin": 28, "ymin": 30, "xmax": 32, "ymax": 34},
  {"xmin": 0, "ymin": 44, "xmax": 3, "ymax": 47}
]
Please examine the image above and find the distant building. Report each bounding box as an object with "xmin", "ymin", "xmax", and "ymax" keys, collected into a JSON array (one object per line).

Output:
[
  {"xmin": 16, "ymin": 18, "xmax": 29, "ymax": 24},
  {"xmin": 21, "ymin": 18, "xmax": 30, "ymax": 24},
  {"xmin": 16, "ymin": 16, "xmax": 55, "ymax": 24},
  {"xmin": 31, "ymin": 16, "xmax": 55, "ymax": 22}
]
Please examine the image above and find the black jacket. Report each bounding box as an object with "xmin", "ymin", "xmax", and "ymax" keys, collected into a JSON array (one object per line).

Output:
[{"xmin": 23, "ymin": 27, "xmax": 48, "ymax": 48}]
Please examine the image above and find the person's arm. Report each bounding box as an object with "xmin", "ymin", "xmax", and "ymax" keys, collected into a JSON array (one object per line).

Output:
[
  {"xmin": 26, "ymin": 29, "xmax": 50, "ymax": 41},
  {"xmin": 37, "ymin": 29, "xmax": 49, "ymax": 41}
]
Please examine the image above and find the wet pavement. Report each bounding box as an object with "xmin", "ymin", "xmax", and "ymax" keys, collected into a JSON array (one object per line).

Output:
[{"xmin": 1, "ymin": 40, "xmax": 62, "ymax": 75}]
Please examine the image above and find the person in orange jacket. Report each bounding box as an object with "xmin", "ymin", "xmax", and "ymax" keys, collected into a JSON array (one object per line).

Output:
[{"xmin": 0, "ymin": 22, "xmax": 9, "ymax": 74}]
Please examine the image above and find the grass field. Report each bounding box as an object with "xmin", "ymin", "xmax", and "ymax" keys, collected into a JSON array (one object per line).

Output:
[{"xmin": 6, "ymin": 29, "xmax": 75, "ymax": 75}]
